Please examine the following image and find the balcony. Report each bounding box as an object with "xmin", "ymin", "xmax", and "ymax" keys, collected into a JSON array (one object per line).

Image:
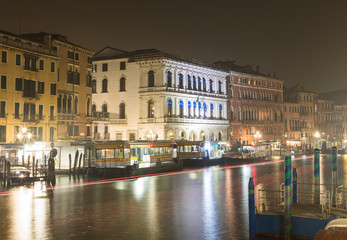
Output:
[
  {"xmin": 139, "ymin": 116, "xmax": 229, "ymax": 125},
  {"xmin": 92, "ymin": 112, "xmax": 109, "ymax": 121},
  {"xmin": 241, "ymin": 120, "xmax": 283, "ymax": 126},
  {"xmin": 58, "ymin": 113, "xmax": 77, "ymax": 121},
  {"xmin": 22, "ymin": 114, "xmax": 39, "ymax": 123}
]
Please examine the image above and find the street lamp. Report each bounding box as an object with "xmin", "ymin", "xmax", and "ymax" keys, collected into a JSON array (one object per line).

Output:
[
  {"xmin": 254, "ymin": 131, "xmax": 261, "ymax": 144},
  {"xmin": 17, "ymin": 127, "xmax": 34, "ymax": 165}
]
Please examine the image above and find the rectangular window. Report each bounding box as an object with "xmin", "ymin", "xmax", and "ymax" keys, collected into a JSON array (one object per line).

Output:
[
  {"xmin": 88, "ymin": 57, "xmax": 92, "ymax": 64},
  {"xmin": 50, "ymin": 62, "xmax": 55, "ymax": 72},
  {"xmin": 0, "ymin": 126, "xmax": 6, "ymax": 142},
  {"xmin": 1, "ymin": 75, "xmax": 6, "ymax": 89},
  {"xmin": 50, "ymin": 106, "xmax": 54, "ymax": 120},
  {"xmin": 14, "ymin": 102, "xmax": 20, "ymax": 118},
  {"xmin": 120, "ymin": 61, "xmax": 126, "ymax": 70},
  {"xmin": 67, "ymin": 51, "xmax": 74, "ymax": 59},
  {"xmin": 39, "ymin": 59, "xmax": 44, "ymax": 70},
  {"xmin": 74, "ymin": 126, "xmax": 79, "ymax": 136},
  {"xmin": 86, "ymin": 126, "xmax": 91, "ymax": 136},
  {"xmin": 23, "ymin": 79, "xmax": 36, "ymax": 98},
  {"xmin": 75, "ymin": 53, "xmax": 79, "ymax": 61},
  {"xmin": 39, "ymin": 105, "xmax": 43, "ymax": 120},
  {"xmin": 102, "ymin": 63, "xmax": 108, "ymax": 72},
  {"xmin": 50, "ymin": 83, "xmax": 56, "ymax": 95},
  {"xmin": 49, "ymin": 127, "xmax": 54, "ymax": 142},
  {"xmin": 16, "ymin": 54, "xmax": 21, "ymax": 66},
  {"xmin": 129, "ymin": 133, "xmax": 135, "ymax": 141},
  {"xmin": 38, "ymin": 81, "xmax": 44, "ymax": 94},
  {"xmin": 15, "ymin": 78, "xmax": 23, "ymax": 91},
  {"xmin": 0, "ymin": 101, "xmax": 5, "ymax": 117},
  {"xmin": 93, "ymin": 64, "xmax": 97, "ymax": 73},
  {"xmin": 38, "ymin": 127, "xmax": 43, "ymax": 141},
  {"xmin": 1, "ymin": 51, "xmax": 7, "ymax": 63}
]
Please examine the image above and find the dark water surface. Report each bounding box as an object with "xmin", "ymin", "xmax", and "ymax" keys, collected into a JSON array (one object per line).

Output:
[{"xmin": 0, "ymin": 154, "xmax": 346, "ymax": 240}]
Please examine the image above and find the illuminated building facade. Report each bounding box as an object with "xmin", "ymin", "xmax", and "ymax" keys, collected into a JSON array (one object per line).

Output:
[
  {"xmin": 92, "ymin": 48, "xmax": 229, "ymax": 141},
  {"xmin": 283, "ymin": 85, "xmax": 316, "ymax": 148},
  {"xmin": 216, "ymin": 62, "xmax": 284, "ymax": 146},
  {"xmin": 0, "ymin": 30, "xmax": 59, "ymax": 162}
]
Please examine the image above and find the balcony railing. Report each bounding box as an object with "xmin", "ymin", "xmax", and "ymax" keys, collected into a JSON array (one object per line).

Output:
[
  {"xmin": 139, "ymin": 117, "xmax": 229, "ymax": 125},
  {"xmin": 57, "ymin": 113, "xmax": 76, "ymax": 121}
]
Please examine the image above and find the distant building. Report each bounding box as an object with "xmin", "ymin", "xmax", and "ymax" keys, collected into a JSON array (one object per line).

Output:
[
  {"xmin": 92, "ymin": 48, "xmax": 229, "ymax": 141},
  {"xmin": 0, "ymin": 30, "xmax": 59, "ymax": 163},
  {"xmin": 283, "ymin": 85, "xmax": 316, "ymax": 149},
  {"xmin": 216, "ymin": 61, "xmax": 284, "ymax": 146}
]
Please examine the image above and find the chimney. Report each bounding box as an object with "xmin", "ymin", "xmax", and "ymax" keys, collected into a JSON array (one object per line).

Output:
[
  {"xmin": 256, "ymin": 65, "xmax": 259, "ymax": 73},
  {"xmin": 43, "ymin": 33, "xmax": 51, "ymax": 49}
]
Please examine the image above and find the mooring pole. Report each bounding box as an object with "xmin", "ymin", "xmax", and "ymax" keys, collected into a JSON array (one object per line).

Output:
[
  {"xmin": 69, "ymin": 154, "xmax": 72, "ymax": 176},
  {"xmin": 293, "ymin": 168, "xmax": 298, "ymax": 204},
  {"xmin": 78, "ymin": 153, "xmax": 82, "ymax": 175},
  {"xmin": 332, "ymin": 146, "xmax": 337, "ymax": 206},
  {"xmin": 248, "ymin": 177, "xmax": 255, "ymax": 240},
  {"xmin": 73, "ymin": 150, "xmax": 79, "ymax": 174},
  {"xmin": 284, "ymin": 156, "xmax": 292, "ymax": 240},
  {"xmin": 314, "ymin": 148, "xmax": 320, "ymax": 204},
  {"xmin": 32, "ymin": 156, "xmax": 35, "ymax": 177}
]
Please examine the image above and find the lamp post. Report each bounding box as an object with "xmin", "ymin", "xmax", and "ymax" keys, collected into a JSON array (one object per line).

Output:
[
  {"xmin": 254, "ymin": 131, "xmax": 261, "ymax": 145},
  {"xmin": 17, "ymin": 127, "xmax": 34, "ymax": 165},
  {"xmin": 314, "ymin": 131, "xmax": 321, "ymax": 149}
]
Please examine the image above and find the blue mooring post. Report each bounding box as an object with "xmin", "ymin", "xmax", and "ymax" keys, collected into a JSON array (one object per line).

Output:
[
  {"xmin": 284, "ymin": 156, "xmax": 292, "ymax": 240},
  {"xmin": 314, "ymin": 148, "xmax": 320, "ymax": 204},
  {"xmin": 293, "ymin": 168, "xmax": 298, "ymax": 204},
  {"xmin": 248, "ymin": 177, "xmax": 255, "ymax": 240},
  {"xmin": 332, "ymin": 146, "xmax": 337, "ymax": 206}
]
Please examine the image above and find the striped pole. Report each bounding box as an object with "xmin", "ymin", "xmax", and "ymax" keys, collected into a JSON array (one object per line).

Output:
[
  {"xmin": 284, "ymin": 156, "xmax": 292, "ymax": 240},
  {"xmin": 248, "ymin": 177, "xmax": 255, "ymax": 240},
  {"xmin": 314, "ymin": 148, "xmax": 320, "ymax": 204},
  {"xmin": 332, "ymin": 146, "xmax": 337, "ymax": 206},
  {"xmin": 293, "ymin": 168, "xmax": 298, "ymax": 204}
]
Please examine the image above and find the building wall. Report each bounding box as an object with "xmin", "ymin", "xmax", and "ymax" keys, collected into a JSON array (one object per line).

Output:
[
  {"xmin": 229, "ymin": 72, "xmax": 284, "ymax": 145},
  {"xmin": 52, "ymin": 39, "xmax": 94, "ymax": 141},
  {"xmin": 0, "ymin": 31, "xmax": 59, "ymax": 161}
]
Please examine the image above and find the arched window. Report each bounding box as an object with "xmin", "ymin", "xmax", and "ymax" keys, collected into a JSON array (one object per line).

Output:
[
  {"xmin": 119, "ymin": 103, "xmax": 125, "ymax": 119},
  {"xmin": 178, "ymin": 74, "xmax": 184, "ymax": 89},
  {"xmin": 167, "ymin": 71, "xmax": 172, "ymax": 87},
  {"xmin": 210, "ymin": 103, "xmax": 214, "ymax": 118},
  {"xmin": 219, "ymin": 104, "xmax": 223, "ymax": 119},
  {"xmin": 188, "ymin": 101, "xmax": 191, "ymax": 117},
  {"xmin": 230, "ymin": 88, "xmax": 233, "ymax": 98},
  {"xmin": 148, "ymin": 70, "xmax": 154, "ymax": 87},
  {"xmin": 187, "ymin": 75, "xmax": 191, "ymax": 90},
  {"xmin": 193, "ymin": 101, "xmax": 197, "ymax": 117},
  {"xmin": 120, "ymin": 77, "xmax": 126, "ymax": 91},
  {"xmin": 209, "ymin": 79, "xmax": 213, "ymax": 93},
  {"xmin": 168, "ymin": 99, "xmax": 172, "ymax": 117},
  {"xmin": 238, "ymin": 90, "xmax": 241, "ymax": 99},
  {"xmin": 74, "ymin": 97, "xmax": 78, "ymax": 114},
  {"xmin": 218, "ymin": 81, "xmax": 222, "ymax": 94},
  {"xmin": 87, "ymin": 98, "xmax": 90, "ymax": 116},
  {"xmin": 63, "ymin": 95, "xmax": 67, "ymax": 113},
  {"xmin": 68, "ymin": 96, "xmax": 72, "ymax": 113},
  {"xmin": 102, "ymin": 104, "xmax": 108, "ymax": 113},
  {"xmin": 57, "ymin": 95, "xmax": 62, "ymax": 113},
  {"xmin": 193, "ymin": 76, "xmax": 197, "ymax": 90},
  {"xmin": 92, "ymin": 104, "xmax": 96, "ymax": 115},
  {"xmin": 203, "ymin": 103, "xmax": 207, "ymax": 118},
  {"xmin": 218, "ymin": 132, "xmax": 222, "ymax": 141},
  {"xmin": 230, "ymin": 107, "xmax": 234, "ymax": 120},
  {"xmin": 203, "ymin": 78, "xmax": 207, "ymax": 92},
  {"xmin": 238, "ymin": 107, "xmax": 241, "ymax": 120},
  {"xmin": 179, "ymin": 100, "xmax": 184, "ymax": 118},
  {"xmin": 198, "ymin": 77, "xmax": 202, "ymax": 91},
  {"xmin": 92, "ymin": 79, "xmax": 97, "ymax": 93},
  {"xmin": 102, "ymin": 78, "xmax": 108, "ymax": 92},
  {"xmin": 148, "ymin": 100, "xmax": 154, "ymax": 118}
]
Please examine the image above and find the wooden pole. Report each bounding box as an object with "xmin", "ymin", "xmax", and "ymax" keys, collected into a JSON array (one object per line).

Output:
[
  {"xmin": 6, "ymin": 161, "xmax": 11, "ymax": 186},
  {"xmin": 69, "ymin": 154, "xmax": 72, "ymax": 176},
  {"xmin": 32, "ymin": 156, "xmax": 35, "ymax": 177},
  {"xmin": 332, "ymin": 146, "xmax": 338, "ymax": 206},
  {"xmin": 22, "ymin": 155, "xmax": 24, "ymax": 166},
  {"xmin": 73, "ymin": 150, "xmax": 79, "ymax": 174},
  {"xmin": 284, "ymin": 156, "xmax": 292, "ymax": 240},
  {"xmin": 82, "ymin": 153, "xmax": 85, "ymax": 176},
  {"xmin": 78, "ymin": 153, "xmax": 82, "ymax": 174},
  {"xmin": 248, "ymin": 177, "xmax": 255, "ymax": 240},
  {"xmin": 35, "ymin": 159, "xmax": 38, "ymax": 177},
  {"xmin": 27, "ymin": 155, "xmax": 30, "ymax": 169}
]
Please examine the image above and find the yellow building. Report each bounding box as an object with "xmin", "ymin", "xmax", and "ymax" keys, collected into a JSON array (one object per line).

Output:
[{"xmin": 0, "ymin": 30, "xmax": 59, "ymax": 163}]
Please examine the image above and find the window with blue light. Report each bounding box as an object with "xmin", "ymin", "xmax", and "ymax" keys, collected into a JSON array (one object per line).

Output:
[
  {"xmin": 179, "ymin": 100, "xmax": 184, "ymax": 118},
  {"xmin": 193, "ymin": 76, "xmax": 197, "ymax": 90},
  {"xmin": 179, "ymin": 74, "xmax": 183, "ymax": 89},
  {"xmin": 167, "ymin": 71, "xmax": 172, "ymax": 87},
  {"xmin": 188, "ymin": 75, "xmax": 191, "ymax": 90}
]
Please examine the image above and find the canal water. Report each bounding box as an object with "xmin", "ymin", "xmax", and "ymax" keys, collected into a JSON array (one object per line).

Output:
[{"xmin": 0, "ymin": 154, "xmax": 346, "ymax": 240}]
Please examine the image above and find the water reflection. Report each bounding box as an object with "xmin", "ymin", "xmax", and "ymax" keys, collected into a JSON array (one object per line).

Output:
[{"xmin": 0, "ymin": 154, "xmax": 346, "ymax": 239}]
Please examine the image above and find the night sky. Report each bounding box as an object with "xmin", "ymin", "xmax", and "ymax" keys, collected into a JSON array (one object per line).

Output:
[{"xmin": 1, "ymin": 0, "xmax": 347, "ymax": 93}]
